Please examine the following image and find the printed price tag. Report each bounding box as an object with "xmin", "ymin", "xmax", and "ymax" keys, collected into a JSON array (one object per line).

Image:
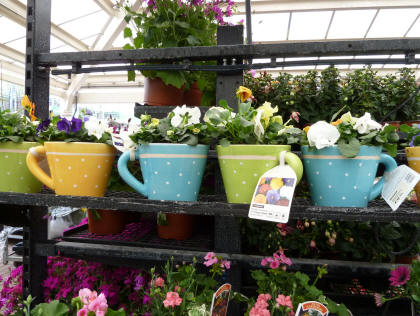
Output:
[
  {"xmin": 295, "ymin": 301, "xmax": 329, "ymax": 316},
  {"xmin": 382, "ymin": 165, "xmax": 420, "ymax": 211},
  {"xmin": 248, "ymin": 151, "xmax": 297, "ymax": 223},
  {"xmin": 209, "ymin": 283, "xmax": 231, "ymax": 316}
]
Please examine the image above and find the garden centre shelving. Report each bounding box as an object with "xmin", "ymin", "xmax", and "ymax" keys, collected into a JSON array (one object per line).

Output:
[{"xmin": 4, "ymin": 0, "xmax": 419, "ymax": 314}]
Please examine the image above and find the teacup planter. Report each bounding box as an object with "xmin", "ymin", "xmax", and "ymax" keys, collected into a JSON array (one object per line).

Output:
[
  {"xmin": 405, "ymin": 146, "xmax": 420, "ymax": 207},
  {"xmin": 302, "ymin": 145, "xmax": 397, "ymax": 207},
  {"xmin": 0, "ymin": 142, "xmax": 43, "ymax": 193},
  {"xmin": 118, "ymin": 143, "xmax": 209, "ymax": 240},
  {"xmin": 26, "ymin": 142, "xmax": 116, "ymax": 197},
  {"xmin": 217, "ymin": 145, "xmax": 303, "ymax": 204}
]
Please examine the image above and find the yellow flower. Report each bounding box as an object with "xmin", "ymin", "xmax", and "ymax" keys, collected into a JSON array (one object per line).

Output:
[
  {"xmin": 21, "ymin": 95, "xmax": 37, "ymax": 121},
  {"xmin": 167, "ymin": 130, "xmax": 174, "ymax": 136},
  {"xmin": 303, "ymin": 126, "xmax": 310, "ymax": 134},
  {"xmin": 271, "ymin": 115, "xmax": 283, "ymax": 125},
  {"xmin": 259, "ymin": 177, "xmax": 266, "ymax": 185},
  {"xmin": 192, "ymin": 128, "xmax": 200, "ymax": 134},
  {"xmin": 257, "ymin": 102, "xmax": 278, "ymax": 126},
  {"xmin": 331, "ymin": 119, "xmax": 342, "ymax": 126},
  {"xmin": 81, "ymin": 207, "xmax": 87, "ymax": 213},
  {"xmin": 236, "ymin": 86, "xmax": 252, "ymax": 102},
  {"xmin": 270, "ymin": 178, "xmax": 284, "ymax": 190},
  {"xmin": 254, "ymin": 194, "xmax": 267, "ymax": 204},
  {"xmin": 151, "ymin": 118, "xmax": 159, "ymax": 127},
  {"xmin": 340, "ymin": 111, "xmax": 357, "ymax": 124}
]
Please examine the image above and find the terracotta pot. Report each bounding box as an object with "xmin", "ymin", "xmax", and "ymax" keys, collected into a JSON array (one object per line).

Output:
[
  {"xmin": 157, "ymin": 213, "xmax": 194, "ymax": 240},
  {"xmin": 385, "ymin": 121, "xmax": 401, "ymax": 129},
  {"xmin": 183, "ymin": 82, "xmax": 203, "ymax": 106},
  {"xmin": 404, "ymin": 120, "xmax": 420, "ymax": 127},
  {"xmin": 143, "ymin": 77, "xmax": 184, "ymax": 106},
  {"xmin": 395, "ymin": 255, "xmax": 417, "ymax": 264},
  {"xmin": 88, "ymin": 210, "xmax": 126, "ymax": 235}
]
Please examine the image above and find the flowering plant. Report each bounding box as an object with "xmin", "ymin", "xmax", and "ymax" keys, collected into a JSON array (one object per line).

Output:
[
  {"xmin": 122, "ymin": 0, "xmax": 235, "ymax": 97},
  {"xmin": 129, "ymin": 105, "xmax": 210, "ymax": 146},
  {"xmin": 204, "ymin": 86, "xmax": 302, "ymax": 146},
  {"xmin": 136, "ymin": 253, "xmax": 231, "ymax": 315},
  {"xmin": 235, "ymin": 249, "xmax": 349, "ymax": 316},
  {"xmin": 400, "ymin": 123, "xmax": 420, "ymax": 147},
  {"xmin": 301, "ymin": 111, "xmax": 399, "ymax": 158},
  {"xmin": 374, "ymin": 259, "xmax": 420, "ymax": 311},
  {"xmin": 0, "ymin": 110, "xmax": 37, "ymax": 143}
]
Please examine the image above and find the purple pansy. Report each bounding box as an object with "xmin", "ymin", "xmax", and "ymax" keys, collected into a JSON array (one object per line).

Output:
[
  {"xmin": 71, "ymin": 117, "xmax": 82, "ymax": 133},
  {"xmin": 266, "ymin": 189, "xmax": 280, "ymax": 205},
  {"xmin": 57, "ymin": 117, "xmax": 71, "ymax": 133},
  {"xmin": 36, "ymin": 119, "xmax": 50, "ymax": 134}
]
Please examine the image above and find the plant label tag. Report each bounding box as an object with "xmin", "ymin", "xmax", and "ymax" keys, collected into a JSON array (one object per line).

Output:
[
  {"xmin": 295, "ymin": 301, "xmax": 329, "ymax": 316},
  {"xmin": 248, "ymin": 151, "xmax": 297, "ymax": 223},
  {"xmin": 209, "ymin": 283, "xmax": 231, "ymax": 316},
  {"xmin": 382, "ymin": 165, "xmax": 420, "ymax": 211}
]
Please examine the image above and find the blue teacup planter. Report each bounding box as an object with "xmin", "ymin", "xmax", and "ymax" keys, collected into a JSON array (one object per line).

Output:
[
  {"xmin": 118, "ymin": 143, "xmax": 209, "ymax": 201},
  {"xmin": 301, "ymin": 145, "xmax": 397, "ymax": 207}
]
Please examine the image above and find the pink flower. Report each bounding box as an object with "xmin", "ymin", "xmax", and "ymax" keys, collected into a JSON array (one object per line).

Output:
[
  {"xmin": 374, "ymin": 293, "xmax": 383, "ymax": 307},
  {"xmin": 270, "ymin": 260, "xmax": 280, "ymax": 269},
  {"xmin": 78, "ymin": 288, "xmax": 97, "ymax": 305},
  {"xmin": 389, "ymin": 266, "xmax": 410, "ymax": 287},
  {"xmin": 310, "ymin": 240, "xmax": 316, "ymax": 248},
  {"xmin": 87, "ymin": 293, "xmax": 108, "ymax": 315},
  {"xmin": 221, "ymin": 260, "xmax": 231, "ymax": 270},
  {"xmin": 152, "ymin": 277, "xmax": 165, "ymax": 287},
  {"xmin": 279, "ymin": 252, "xmax": 292, "ymax": 266},
  {"xmin": 275, "ymin": 294, "xmax": 293, "ymax": 309},
  {"xmin": 258, "ymin": 294, "xmax": 271, "ymax": 301},
  {"xmin": 290, "ymin": 111, "xmax": 300, "ymax": 123},
  {"xmin": 248, "ymin": 69, "xmax": 256, "ymax": 77},
  {"xmin": 204, "ymin": 252, "xmax": 216, "ymax": 260},
  {"xmin": 77, "ymin": 308, "xmax": 89, "ymax": 316},
  {"xmin": 163, "ymin": 291, "xmax": 182, "ymax": 308},
  {"xmin": 261, "ymin": 258, "xmax": 268, "ymax": 266},
  {"xmin": 204, "ymin": 252, "xmax": 219, "ymax": 267}
]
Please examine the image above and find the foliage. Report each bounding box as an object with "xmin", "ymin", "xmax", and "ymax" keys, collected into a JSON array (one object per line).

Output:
[
  {"xmin": 0, "ymin": 110, "xmax": 38, "ymax": 143},
  {"xmin": 204, "ymin": 87, "xmax": 302, "ymax": 146},
  {"xmin": 400, "ymin": 123, "xmax": 420, "ymax": 147},
  {"xmin": 122, "ymin": 0, "xmax": 235, "ymax": 96},
  {"xmin": 129, "ymin": 106, "xmax": 211, "ymax": 145},
  {"xmin": 235, "ymin": 250, "xmax": 348, "ymax": 316}
]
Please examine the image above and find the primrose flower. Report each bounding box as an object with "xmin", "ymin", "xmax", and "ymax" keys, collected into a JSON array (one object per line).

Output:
[
  {"xmin": 171, "ymin": 105, "xmax": 201, "ymax": 128},
  {"xmin": 236, "ymin": 86, "xmax": 252, "ymax": 102},
  {"xmin": 353, "ymin": 112, "xmax": 382, "ymax": 134},
  {"xmin": 307, "ymin": 121, "xmax": 340, "ymax": 149},
  {"xmin": 257, "ymin": 102, "xmax": 278, "ymax": 126}
]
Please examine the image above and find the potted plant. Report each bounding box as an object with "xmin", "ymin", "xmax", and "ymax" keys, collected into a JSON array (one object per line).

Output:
[
  {"xmin": 117, "ymin": 106, "xmax": 210, "ymax": 240},
  {"xmin": 234, "ymin": 249, "xmax": 349, "ymax": 315},
  {"xmin": 400, "ymin": 123, "xmax": 420, "ymax": 207},
  {"xmin": 23, "ymin": 96, "xmax": 122, "ymax": 234},
  {"xmin": 301, "ymin": 111, "xmax": 399, "ymax": 207},
  {"xmin": 203, "ymin": 86, "xmax": 303, "ymax": 204},
  {"xmin": 122, "ymin": 0, "xmax": 235, "ymax": 106},
  {"xmin": 0, "ymin": 97, "xmax": 43, "ymax": 193}
]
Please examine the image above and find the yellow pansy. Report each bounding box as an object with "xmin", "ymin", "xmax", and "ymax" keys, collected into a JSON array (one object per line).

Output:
[
  {"xmin": 340, "ymin": 111, "xmax": 357, "ymax": 125},
  {"xmin": 192, "ymin": 128, "xmax": 200, "ymax": 134},
  {"xmin": 21, "ymin": 95, "xmax": 37, "ymax": 121},
  {"xmin": 270, "ymin": 178, "xmax": 284, "ymax": 190},
  {"xmin": 236, "ymin": 86, "xmax": 252, "ymax": 102},
  {"xmin": 151, "ymin": 118, "xmax": 159, "ymax": 127},
  {"xmin": 331, "ymin": 119, "xmax": 342, "ymax": 126},
  {"xmin": 303, "ymin": 126, "xmax": 310, "ymax": 134},
  {"xmin": 257, "ymin": 102, "xmax": 278, "ymax": 126}
]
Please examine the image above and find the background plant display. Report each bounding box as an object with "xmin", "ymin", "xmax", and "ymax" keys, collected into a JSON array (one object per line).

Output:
[{"xmin": 244, "ymin": 67, "xmax": 420, "ymax": 124}]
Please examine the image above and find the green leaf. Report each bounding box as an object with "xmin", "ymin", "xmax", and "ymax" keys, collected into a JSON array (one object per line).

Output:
[
  {"xmin": 219, "ymin": 138, "xmax": 231, "ymax": 147},
  {"xmin": 174, "ymin": 21, "xmax": 190, "ymax": 28},
  {"xmin": 31, "ymin": 301, "xmax": 69, "ymax": 316},
  {"xmin": 106, "ymin": 308, "xmax": 127, "ymax": 316},
  {"xmin": 412, "ymin": 295, "xmax": 420, "ymax": 303},
  {"xmin": 186, "ymin": 35, "xmax": 200, "ymax": 45},
  {"xmin": 133, "ymin": 36, "xmax": 142, "ymax": 49},
  {"xmin": 128, "ymin": 70, "xmax": 136, "ymax": 82},
  {"xmin": 123, "ymin": 27, "xmax": 132, "ymax": 38},
  {"xmin": 122, "ymin": 43, "xmax": 134, "ymax": 50},
  {"xmin": 218, "ymin": 99, "xmax": 228, "ymax": 108},
  {"xmin": 337, "ymin": 138, "xmax": 360, "ymax": 158},
  {"xmin": 251, "ymin": 269, "xmax": 267, "ymax": 281},
  {"xmin": 156, "ymin": 71, "xmax": 186, "ymax": 89}
]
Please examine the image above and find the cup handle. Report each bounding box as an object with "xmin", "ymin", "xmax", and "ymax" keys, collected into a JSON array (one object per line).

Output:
[
  {"xmin": 26, "ymin": 146, "xmax": 54, "ymax": 190},
  {"xmin": 284, "ymin": 151, "xmax": 303, "ymax": 183},
  {"xmin": 117, "ymin": 150, "xmax": 148, "ymax": 197},
  {"xmin": 369, "ymin": 153, "xmax": 398, "ymax": 201}
]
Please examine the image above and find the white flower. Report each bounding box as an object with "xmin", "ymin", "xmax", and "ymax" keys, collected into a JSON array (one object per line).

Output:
[
  {"xmin": 171, "ymin": 105, "xmax": 201, "ymax": 128},
  {"xmin": 84, "ymin": 117, "xmax": 107, "ymax": 140},
  {"xmin": 203, "ymin": 106, "xmax": 231, "ymax": 126},
  {"xmin": 307, "ymin": 121, "xmax": 340, "ymax": 149},
  {"xmin": 111, "ymin": 122, "xmax": 140, "ymax": 152},
  {"xmin": 340, "ymin": 111, "xmax": 358, "ymax": 125},
  {"xmin": 254, "ymin": 110, "xmax": 265, "ymax": 141},
  {"xmin": 353, "ymin": 112, "xmax": 382, "ymax": 134}
]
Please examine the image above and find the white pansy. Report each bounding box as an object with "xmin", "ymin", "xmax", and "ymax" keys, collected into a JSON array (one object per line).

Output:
[
  {"xmin": 253, "ymin": 110, "xmax": 265, "ymax": 141},
  {"xmin": 307, "ymin": 121, "xmax": 340, "ymax": 149},
  {"xmin": 112, "ymin": 122, "xmax": 141, "ymax": 152},
  {"xmin": 340, "ymin": 111, "xmax": 358, "ymax": 125},
  {"xmin": 84, "ymin": 117, "xmax": 107, "ymax": 140},
  {"xmin": 171, "ymin": 105, "xmax": 201, "ymax": 128},
  {"xmin": 353, "ymin": 112, "xmax": 382, "ymax": 134}
]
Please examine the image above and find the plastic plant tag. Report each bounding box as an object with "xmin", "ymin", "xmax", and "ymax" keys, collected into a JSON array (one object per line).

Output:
[
  {"xmin": 295, "ymin": 301, "xmax": 329, "ymax": 316},
  {"xmin": 382, "ymin": 165, "xmax": 420, "ymax": 211},
  {"xmin": 209, "ymin": 283, "xmax": 231, "ymax": 316},
  {"xmin": 248, "ymin": 151, "xmax": 297, "ymax": 223}
]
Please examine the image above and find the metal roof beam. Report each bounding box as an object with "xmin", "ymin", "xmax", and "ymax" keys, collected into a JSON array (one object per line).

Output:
[
  {"xmin": 0, "ymin": 43, "xmax": 25, "ymax": 64},
  {"xmin": 235, "ymin": 0, "xmax": 420, "ymax": 14},
  {"xmin": 0, "ymin": 0, "xmax": 88, "ymax": 51},
  {"xmin": 93, "ymin": 0, "xmax": 120, "ymax": 17}
]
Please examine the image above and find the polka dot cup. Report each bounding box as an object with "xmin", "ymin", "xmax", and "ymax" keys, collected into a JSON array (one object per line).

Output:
[
  {"xmin": 0, "ymin": 142, "xmax": 43, "ymax": 193},
  {"xmin": 302, "ymin": 145, "xmax": 397, "ymax": 207},
  {"xmin": 217, "ymin": 145, "xmax": 303, "ymax": 204},
  {"xmin": 117, "ymin": 143, "xmax": 209, "ymax": 201},
  {"xmin": 26, "ymin": 142, "xmax": 116, "ymax": 197},
  {"xmin": 405, "ymin": 146, "xmax": 420, "ymax": 207}
]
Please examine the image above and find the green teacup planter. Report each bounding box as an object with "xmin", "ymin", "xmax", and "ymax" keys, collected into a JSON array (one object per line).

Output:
[
  {"xmin": 217, "ymin": 145, "xmax": 303, "ymax": 203},
  {"xmin": 0, "ymin": 142, "xmax": 43, "ymax": 193}
]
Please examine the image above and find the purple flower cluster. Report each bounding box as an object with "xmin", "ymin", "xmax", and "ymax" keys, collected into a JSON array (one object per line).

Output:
[
  {"xmin": 57, "ymin": 117, "xmax": 83, "ymax": 134},
  {"xmin": 0, "ymin": 265, "xmax": 22, "ymax": 315}
]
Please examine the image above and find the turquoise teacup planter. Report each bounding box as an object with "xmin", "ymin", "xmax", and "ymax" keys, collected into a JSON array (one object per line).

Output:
[
  {"xmin": 118, "ymin": 143, "xmax": 209, "ymax": 201},
  {"xmin": 301, "ymin": 145, "xmax": 397, "ymax": 207}
]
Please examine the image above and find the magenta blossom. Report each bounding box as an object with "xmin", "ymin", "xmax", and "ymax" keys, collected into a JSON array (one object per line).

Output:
[{"xmin": 389, "ymin": 266, "xmax": 410, "ymax": 287}]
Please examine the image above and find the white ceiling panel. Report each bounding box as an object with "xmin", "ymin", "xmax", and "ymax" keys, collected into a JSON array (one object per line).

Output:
[
  {"xmin": 367, "ymin": 8, "xmax": 420, "ymax": 38},
  {"xmin": 327, "ymin": 10, "xmax": 377, "ymax": 39},
  {"xmin": 289, "ymin": 11, "xmax": 333, "ymax": 40}
]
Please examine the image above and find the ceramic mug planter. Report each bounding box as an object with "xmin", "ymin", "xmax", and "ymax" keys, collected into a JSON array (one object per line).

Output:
[
  {"xmin": 0, "ymin": 142, "xmax": 43, "ymax": 193},
  {"xmin": 405, "ymin": 146, "xmax": 420, "ymax": 207},
  {"xmin": 217, "ymin": 145, "xmax": 303, "ymax": 204},
  {"xmin": 301, "ymin": 145, "xmax": 397, "ymax": 207},
  {"xmin": 117, "ymin": 143, "xmax": 209, "ymax": 240}
]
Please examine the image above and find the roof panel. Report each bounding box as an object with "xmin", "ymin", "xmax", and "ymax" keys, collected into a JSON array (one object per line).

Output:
[
  {"xmin": 367, "ymin": 8, "xmax": 420, "ymax": 38},
  {"xmin": 0, "ymin": 17, "xmax": 25, "ymax": 44},
  {"xmin": 51, "ymin": 0, "xmax": 102, "ymax": 25},
  {"xmin": 59, "ymin": 11, "xmax": 109, "ymax": 42},
  {"xmin": 289, "ymin": 11, "xmax": 333, "ymax": 40},
  {"xmin": 407, "ymin": 16, "xmax": 420, "ymax": 37},
  {"xmin": 251, "ymin": 13, "xmax": 289, "ymax": 42},
  {"xmin": 327, "ymin": 10, "xmax": 377, "ymax": 39}
]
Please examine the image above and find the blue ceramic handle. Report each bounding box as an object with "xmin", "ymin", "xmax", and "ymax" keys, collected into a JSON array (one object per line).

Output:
[
  {"xmin": 117, "ymin": 151, "xmax": 148, "ymax": 197},
  {"xmin": 369, "ymin": 153, "xmax": 398, "ymax": 201}
]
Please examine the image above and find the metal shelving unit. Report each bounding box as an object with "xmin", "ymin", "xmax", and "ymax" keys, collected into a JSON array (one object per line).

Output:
[{"xmin": 0, "ymin": 0, "xmax": 416, "ymax": 314}]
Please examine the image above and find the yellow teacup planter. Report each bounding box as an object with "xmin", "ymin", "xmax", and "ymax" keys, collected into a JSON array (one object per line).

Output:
[{"xmin": 26, "ymin": 142, "xmax": 116, "ymax": 197}]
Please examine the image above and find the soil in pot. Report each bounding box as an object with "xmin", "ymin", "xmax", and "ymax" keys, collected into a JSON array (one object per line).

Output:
[
  {"xmin": 88, "ymin": 209, "xmax": 126, "ymax": 235},
  {"xmin": 157, "ymin": 213, "xmax": 194, "ymax": 240},
  {"xmin": 144, "ymin": 77, "xmax": 184, "ymax": 106}
]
